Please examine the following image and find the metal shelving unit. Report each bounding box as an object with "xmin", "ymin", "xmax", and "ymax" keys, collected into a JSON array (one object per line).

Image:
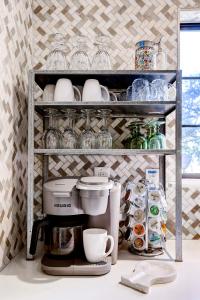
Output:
[{"xmin": 27, "ymin": 70, "xmax": 182, "ymax": 261}]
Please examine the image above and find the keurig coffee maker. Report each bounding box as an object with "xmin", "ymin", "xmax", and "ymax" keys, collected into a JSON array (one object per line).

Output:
[{"xmin": 29, "ymin": 177, "xmax": 121, "ymax": 275}]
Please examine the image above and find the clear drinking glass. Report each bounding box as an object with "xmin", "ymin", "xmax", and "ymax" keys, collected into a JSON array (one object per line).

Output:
[
  {"xmin": 43, "ymin": 109, "xmax": 63, "ymax": 149},
  {"xmin": 151, "ymin": 79, "xmax": 168, "ymax": 101},
  {"xmin": 132, "ymin": 79, "xmax": 150, "ymax": 101},
  {"xmin": 96, "ymin": 109, "xmax": 112, "ymax": 149},
  {"xmin": 80, "ymin": 109, "xmax": 96, "ymax": 149},
  {"xmin": 70, "ymin": 35, "xmax": 90, "ymax": 70},
  {"xmin": 92, "ymin": 35, "xmax": 112, "ymax": 70},
  {"xmin": 62, "ymin": 109, "xmax": 78, "ymax": 149},
  {"xmin": 46, "ymin": 33, "xmax": 69, "ymax": 70}
]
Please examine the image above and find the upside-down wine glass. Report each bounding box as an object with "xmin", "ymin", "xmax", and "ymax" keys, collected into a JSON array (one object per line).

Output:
[
  {"xmin": 70, "ymin": 35, "xmax": 90, "ymax": 70},
  {"xmin": 92, "ymin": 35, "xmax": 112, "ymax": 70},
  {"xmin": 43, "ymin": 108, "xmax": 63, "ymax": 149},
  {"xmin": 80, "ymin": 109, "xmax": 96, "ymax": 149},
  {"xmin": 96, "ymin": 109, "xmax": 112, "ymax": 149},
  {"xmin": 46, "ymin": 33, "xmax": 69, "ymax": 70},
  {"xmin": 62, "ymin": 109, "xmax": 78, "ymax": 149}
]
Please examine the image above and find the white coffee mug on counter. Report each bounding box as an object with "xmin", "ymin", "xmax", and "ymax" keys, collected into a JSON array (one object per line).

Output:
[
  {"xmin": 42, "ymin": 84, "xmax": 55, "ymax": 102},
  {"xmin": 82, "ymin": 79, "xmax": 110, "ymax": 102},
  {"xmin": 83, "ymin": 228, "xmax": 114, "ymax": 263},
  {"xmin": 54, "ymin": 78, "xmax": 81, "ymax": 102}
]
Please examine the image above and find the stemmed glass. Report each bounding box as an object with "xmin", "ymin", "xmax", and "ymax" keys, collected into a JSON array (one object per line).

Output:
[
  {"xmin": 46, "ymin": 33, "xmax": 69, "ymax": 70},
  {"xmin": 62, "ymin": 109, "xmax": 78, "ymax": 149},
  {"xmin": 128, "ymin": 122, "xmax": 147, "ymax": 149},
  {"xmin": 96, "ymin": 109, "xmax": 112, "ymax": 149},
  {"xmin": 70, "ymin": 35, "xmax": 90, "ymax": 70},
  {"xmin": 43, "ymin": 109, "xmax": 63, "ymax": 149},
  {"xmin": 155, "ymin": 121, "xmax": 166, "ymax": 148},
  {"xmin": 147, "ymin": 121, "xmax": 166, "ymax": 149},
  {"xmin": 92, "ymin": 35, "xmax": 112, "ymax": 70},
  {"xmin": 80, "ymin": 109, "xmax": 96, "ymax": 149}
]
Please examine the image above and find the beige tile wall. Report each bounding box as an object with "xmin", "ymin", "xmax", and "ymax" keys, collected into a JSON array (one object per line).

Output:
[{"xmin": 0, "ymin": 0, "xmax": 32, "ymax": 270}]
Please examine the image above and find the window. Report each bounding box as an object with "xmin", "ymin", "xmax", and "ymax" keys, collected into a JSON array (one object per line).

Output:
[{"xmin": 180, "ymin": 24, "xmax": 200, "ymax": 177}]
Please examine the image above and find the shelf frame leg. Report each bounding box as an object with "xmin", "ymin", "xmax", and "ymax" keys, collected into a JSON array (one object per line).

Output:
[
  {"xmin": 175, "ymin": 70, "xmax": 182, "ymax": 262},
  {"xmin": 26, "ymin": 71, "xmax": 35, "ymax": 260}
]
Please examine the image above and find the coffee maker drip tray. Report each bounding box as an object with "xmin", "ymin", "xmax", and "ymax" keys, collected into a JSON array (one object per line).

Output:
[{"xmin": 41, "ymin": 254, "xmax": 111, "ymax": 276}]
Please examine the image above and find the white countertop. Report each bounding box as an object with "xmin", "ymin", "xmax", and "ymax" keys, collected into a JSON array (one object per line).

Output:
[{"xmin": 0, "ymin": 240, "xmax": 200, "ymax": 300}]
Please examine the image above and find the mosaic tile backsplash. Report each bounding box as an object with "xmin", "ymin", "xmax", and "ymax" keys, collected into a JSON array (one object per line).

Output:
[
  {"xmin": 0, "ymin": 0, "xmax": 32, "ymax": 270},
  {"xmin": 1, "ymin": 0, "xmax": 200, "ymax": 270}
]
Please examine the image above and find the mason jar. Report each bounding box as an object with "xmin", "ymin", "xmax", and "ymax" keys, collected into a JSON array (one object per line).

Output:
[{"xmin": 135, "ymin": 40, "xmax": 156, "ymax": 70}]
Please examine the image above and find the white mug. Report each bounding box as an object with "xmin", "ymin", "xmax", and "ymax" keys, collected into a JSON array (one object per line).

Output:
[
  {"xmin": 42, "ymin": 84, "xmax": 55, "ymax": 102},
  {"xmin": 82, "ymin": 79, "xmax": 110, "ymax": 102},
  {"xmin": 83, "ymin": 228, "xmax": 114, "ymax": 263},
  {"xmin": 54, "ymin": 78, "xmax": 81, "ymax": 102}
]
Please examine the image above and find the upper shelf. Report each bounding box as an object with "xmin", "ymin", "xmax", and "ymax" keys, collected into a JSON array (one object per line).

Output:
[
  {"xmin": 33, "ymin": 70, "xmax": 177, "ymax": 90},
  {"xmin": 35, "ymin": 101, "xmax": 176, "ymax": 117}
]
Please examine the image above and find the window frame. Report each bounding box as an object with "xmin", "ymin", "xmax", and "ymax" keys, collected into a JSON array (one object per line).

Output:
[{"xmin": 180, "ymin": 23, "xmax": 200, "ymax": 178}]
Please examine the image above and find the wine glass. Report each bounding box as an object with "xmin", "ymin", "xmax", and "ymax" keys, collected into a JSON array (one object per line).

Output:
[
  {"xmin": 70, "ymin": 35, "xmax": 90, "ymax": 70},
  {"xmin": 43, "ymin": 109, "xmax": 63, "ymax": 149},
  {"xmin": 46, "ymin": 33, "xmax": 69, "ymax": 70},
  {"xmin": 62, "ymin": 109, "xmax": 78, "ymax": 149},
  {"xmin": 96, "ymin": 109, "xmax": 112, "ymax": 149},
  {"xmin": 80, "ymin": 109, "xmax": 96, "ymax": 149},
  {"xmin": 92, "ymin": 35, "xmax": 112, "ymax": 70}
]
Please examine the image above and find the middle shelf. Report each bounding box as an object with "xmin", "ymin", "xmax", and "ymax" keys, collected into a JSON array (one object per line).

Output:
[
  {"xmin": 34, "ymin": 149, "xmax": 176, "ymax": 156},
  {"xmin": 35, "ymin": 101, "xmax": 176, "ymax": 117}
]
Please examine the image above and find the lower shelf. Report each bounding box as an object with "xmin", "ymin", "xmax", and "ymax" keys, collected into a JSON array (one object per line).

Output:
[{"xmin": 34, "ymin": 149, "xmax": 176, "ymax": 156}]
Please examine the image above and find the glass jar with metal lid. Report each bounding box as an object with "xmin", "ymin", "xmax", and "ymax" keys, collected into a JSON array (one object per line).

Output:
[{"xmin": 135, "ymin": 40, "xmax": 156, "ymax": 70}]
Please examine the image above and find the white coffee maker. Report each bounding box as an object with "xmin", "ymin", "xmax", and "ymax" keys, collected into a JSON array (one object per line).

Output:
[{"xmin": 30, "ymin": 176, "xmax": 121, "ymax": 276}]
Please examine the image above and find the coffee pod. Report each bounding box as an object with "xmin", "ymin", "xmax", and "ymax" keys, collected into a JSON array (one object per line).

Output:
[
  {"xmin": 124, "ymin": 188, "xmax": 132, "ymax": 202},
  {"xmin": 124, "ymin": 201, "xmax": 134, "ymax": 215},
  {"xmin": 132, "ymin": 236, "xmax": 145, "ymax": 251},
  {"xmin": 124, "ymin": 227, "xmax": 133, "ymax": 241},
  {"xmin": 124, "ymin": 215, "xmax": 133, "ymax": 227},
  {"xmin": 160, "ymin": 207, "xmax": 167, "ymax": 221},
  {"xmin": 149, "ymin": 202, "xmax": 160, "ymax": 217},
  {"xmin": 133, "ymin": 223, "xmax": 145, "ymax": 237},
  {"xmin": 133, "ymin": 196, "xmax": 145, "ymax": 209},
  {"xmin": 149, "ymin": 218, "xmax": 161, "ymax": 233},
  {"xmin": 119, "ymin": 220, "xmax": 128, "ymax": 244},
  {"xmin": 148, "ymin": 230, "xmax": 162, "ymax": 248},
  {"xmin": 133, "ymin": 208, "xmax": 145, "ymax": 223},
  {"xmin": 133, "ymin": 182, "xmax": 146, "ymax": 196},
  {"xmin": 148, "ymin": 190, "xmax": 161, "ymax": 202},
  {"xmin": 161, "ymin": 222, "xmax": 167, "ymax": 235}
]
